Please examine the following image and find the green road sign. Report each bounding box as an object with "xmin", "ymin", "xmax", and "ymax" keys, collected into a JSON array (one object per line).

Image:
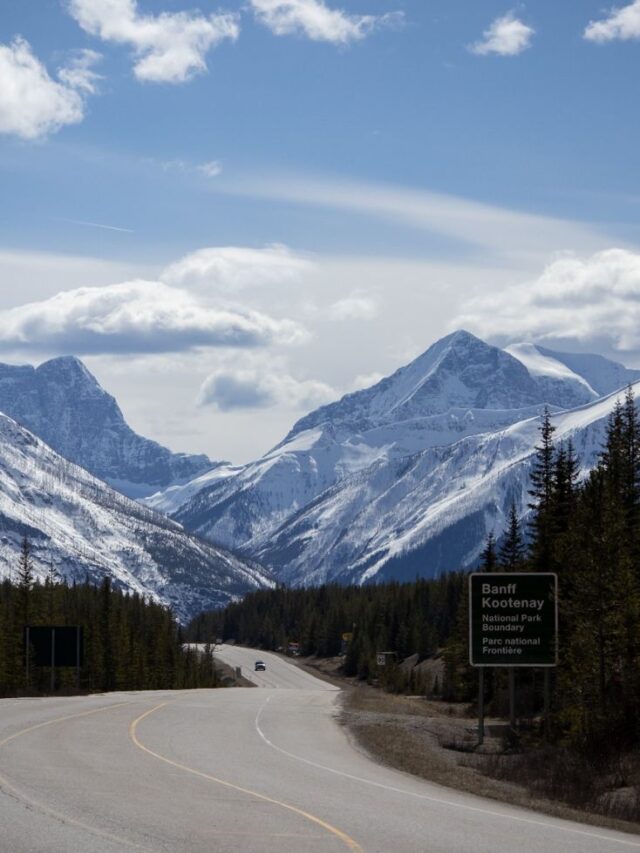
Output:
[{"xmin": 469, "ymin": 573, "xmax": 557, "ymax": 667}]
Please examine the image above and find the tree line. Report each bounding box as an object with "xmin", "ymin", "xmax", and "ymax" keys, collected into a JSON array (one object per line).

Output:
[
  {"xmin": 186, "ymin": 573, "xmax": 465, "ymax": 690},
  {"xmin": 0, "ymin": 547, "xmax": 218, "ymax": 696},
  {"xmin": 189, "ymin": 388, "xmax": 640, "ymax": 752},
  {"xmin": 443, "ymin": 389, "xmax": 640, "ymax": 751}
]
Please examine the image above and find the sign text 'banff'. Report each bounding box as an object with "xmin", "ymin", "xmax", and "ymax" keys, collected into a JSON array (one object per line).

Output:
[{"xmin": 469, "ymin": 573, "xmax": 557, "ymax": 667}]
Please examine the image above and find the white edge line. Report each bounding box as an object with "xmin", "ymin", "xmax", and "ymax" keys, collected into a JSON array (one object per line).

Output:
[{"xmin": 254, "ymin": 696, "xmax": 640, "ymax": 849}]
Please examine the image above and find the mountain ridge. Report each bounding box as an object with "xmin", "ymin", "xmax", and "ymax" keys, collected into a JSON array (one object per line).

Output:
[
  {"xmin": 254, "ymin": 382, "xmax": 632, "ymax": 586},
  {"xmin": 159, "ymin": 331, "xmax": 640, "ymax": 589},
  {"xmin": 0, "ymin": 411, "xmax": 272, "ymax": 621},
  {"xmin": 166, "ymin": 331, "xmax": 623, "ymax": 553},
  {"xmin": 0, "ymin": 356, "xmax": 217, "ymax": 497}
]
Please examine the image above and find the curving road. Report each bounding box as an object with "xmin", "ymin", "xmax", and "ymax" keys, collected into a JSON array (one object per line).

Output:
[{"xmin": 0, "ymin": 646, "xmax": 637, "ymax": 852}]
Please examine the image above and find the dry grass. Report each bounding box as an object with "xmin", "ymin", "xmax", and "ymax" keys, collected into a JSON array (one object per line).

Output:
[
  {"xmin": 292, "ymin": 654, "xmax": 640, "ymax": 835},
  {"xmin": 478, "ymin": 747, "xmax": 640, "ymax": 823},
  {"xmin": 339, "ymin": 684, "xmax": 640, "ymax": 837}
]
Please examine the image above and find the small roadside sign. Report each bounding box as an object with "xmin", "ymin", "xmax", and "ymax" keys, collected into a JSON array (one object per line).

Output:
[
  {"xmin": 469, "ymin": 573, "xmax": 557, "ymax": 667},
  {"xmin": 25, "ymin": 626, "xmax": 84, "ymax": 667},
  {"xmin": 376, "ymin": 653, "xmax": 387, "ymax": 666},
  {"xmin": 340, "ymin": 632, "xmax": 353, "ymax": 655}
]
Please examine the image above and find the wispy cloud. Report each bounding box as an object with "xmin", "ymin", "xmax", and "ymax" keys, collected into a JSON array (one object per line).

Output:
[
  {"xmin": 470, "ymin": 12, "xmax": 535, "ymax": 56},
  {"xmin": 329, "ymin": 293, "xmax": 379, "ymax": 321},
  {"xmin": 67, "ymin": 0, "xmax": 239, "ymax": 84},
  {"xmin": 250, "ymin": 0, "xmax": 402, "ymax": 45},
  {"xmin": 61, "ymin": 218, "xmax": 134, "ymax": 233},
  {"xmin": 196, "ymin": 160, "xmax": 223, "ymax": 178},
  {"xmin": 0, "ymin": 38, "xmax": 101, "ymax": 140},
  {"xmin": 584, "ymin": 0, "xmax": 640, "ymax": 42},
  {"xmin": 162, "ymin": 158, "xmax": 224, "ymax": 179},
  {"xmin": 223, "ymin": 173, "xmax": 613, "ymax": 262},
  {"xmin": 57, "ymin": 48, "xmax": 103, "ymax": 93},
  {"xmin": 453, "ymin": 249, "xmax": 640, "ymax": 351}
]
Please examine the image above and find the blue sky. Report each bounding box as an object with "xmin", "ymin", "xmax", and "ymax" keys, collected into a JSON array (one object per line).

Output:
[{"xmin": 0, "ymin": 1, "xmax": 639, "ymax": 461}]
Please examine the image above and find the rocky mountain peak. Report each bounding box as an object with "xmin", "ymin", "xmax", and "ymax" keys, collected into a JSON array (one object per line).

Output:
[
  {"xmin": 0, "ymin": 355, "xmax": 215, "ymax": 497},
  {"xmin": 287, "ymin": 330, "xmax": 544, "ymax": 440},
  {"xmin": 36, "ymin": 354, "xmax": 100, "ymax": 387}
]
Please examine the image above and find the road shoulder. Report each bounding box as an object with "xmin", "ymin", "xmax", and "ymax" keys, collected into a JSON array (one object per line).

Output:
[{"xmin": 295, "ymin": 656, "xmax": 640, "ymax": 839}]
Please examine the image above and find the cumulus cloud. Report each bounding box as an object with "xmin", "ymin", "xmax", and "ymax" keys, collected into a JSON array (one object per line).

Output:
[
  {"xmin": 584, "ymin": 0, "xmax": 640, "ymax": 42},
  {"xmin": 454, "ymin": 249, "xmax": 640, "ymax": 351},
  {"xmin": 67, "ymin": 0, "xmax": 239, "ymax": 83},
  {"xmin": 162, "ymin": 244, "xmax": 313, "ymax": 292},
  {"xmin": 329, "ymin": 294, "xmax": 379, "ymax": 321},
  {"xmin": 198, "ymin": 354, "xmax": 335, "ymax": 410},
  {"xmin": 250, "ymin": 0, "xmax": 402, "ymax": 45},
  {"xmin": 0, "ymin": 279, "xmax": 304, "ymax": 355},
  {"xmin": 470, "ymin": 12, "xmax": 535, "ymax": 56},
  {"xmin": 0, "ymin": 38, "xmax": 100, "ymax": 139}
]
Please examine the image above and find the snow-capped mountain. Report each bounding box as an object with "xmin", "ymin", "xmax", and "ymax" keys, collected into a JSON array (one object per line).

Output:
[
  {"xmin": 0, "ymin": 412, "xmax": 272, "ymax": 621},
  {"xmin": 161, "ymin": 330, "xmax": 634, "ymax": 558},
  {"xmin": 254, "ymin": 386, "xmax": 634, "ymax": 586},
  {"xmin": 504, "ymin": 343, "xmax": 640, "ymax": 401},
  {"xmin": 0, "ymin": 356, "xmax": 217, "ymax": 497},
  {"xmin": 288, "ymin": 330, "xmax": 596, "ymax": 438}
]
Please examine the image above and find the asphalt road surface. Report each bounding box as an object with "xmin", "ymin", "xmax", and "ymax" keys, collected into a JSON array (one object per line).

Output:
[{"xmin": 0, "ymin": 646, "xmax": 637, "ymax": 853}]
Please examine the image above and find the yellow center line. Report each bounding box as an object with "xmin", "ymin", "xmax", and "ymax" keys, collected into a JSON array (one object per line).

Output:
[
  {"xmin": 0, "ymin": 699, "xmax": 154, "ymax": 850},
  {"xmin": 129, "ymin": 702, "xmax": 364, "ymax": 853}
]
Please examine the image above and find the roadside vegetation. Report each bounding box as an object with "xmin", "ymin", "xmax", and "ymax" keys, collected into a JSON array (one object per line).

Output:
[
  {"xmin": 186, "ymin": 572, "xmax": 464, "ymax": 692},
  {"xmin": 443, "ymin": 389, "xmax": 640, "ymax": 822},
  {"xmin": 0, "ymin": 555, "xmax": 218, "ymax": 696},
  {"xmin": 190, "ymin": 387, "xmax": 640, "ymax": 824}
]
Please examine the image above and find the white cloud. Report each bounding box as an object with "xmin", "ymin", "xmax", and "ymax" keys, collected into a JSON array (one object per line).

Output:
[
  {"xmin": 250, "ymin": 0, "xmax": 402, "ymax": 45},
  {"xmin": 198, "ymin": 354, "xmax": 335, "ymax": 410},
  {"xmin": 57, "ymin": 48, "xmax": 103, "ymax": 93},
  {"xmin": 61, "ymin": 218, "xmax": 133, "ymax": 233},
  {"xmin": 584, "ymin": 1, "xmax": 640, "ymax": 42},
  {"xmin": 67, "ymin": 0, "xmax": 239, "ymax": 83},
  {"xmin": 0, "ymin": 279, "xmax": 304, "ymax": 355},
  {"xmin": 454, "ymin": 249, "xmax": 640, "ymax": 351},
  {"xmin": 470, "ymin": 13, "xmax": 535, "ymax": 56},
  {"xmin": 329, "ymin": 293, "xmax": 379, "ymax": 320},
  {"xmin": 0, "ymin": 249, "xmax": 155, "ymax": 307},
  {"xmin": 0, "ymin": 38, "xmax": 100, "ymax": 140},
  {"xmin": 351, "ymin": 371, "xmax": 384, "ymax": 391},
  {"xmin": 161, "ymin": 158, "xmax": 223, "ymax": 178},
  {"xmin": 227, "ymin": 174, "xmax": 612, "ymax": 263},
  {"xmin": 162, "ymin": 244, "xmax": 313, "ymax": 293},
  {"xmin": 196, "ymin": 160, "xmax": 223, "ymax": 178}
]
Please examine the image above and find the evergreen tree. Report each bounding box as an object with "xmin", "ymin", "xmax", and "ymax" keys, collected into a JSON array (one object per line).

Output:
[
  {"xmin": 559, "ymin": 468, "xmax": 638, "ymax": 739},
  {"xmin": 550, "ymin": 440, "xmax": 579, "ymax": 543},
  {"xmin": 480, "ymin": 532, "xmax": 497, "ymax": 572},
  {"xmin": 16, "ymin": 537, "xmax": 34, "ymax": 628},
  {"xmin": 99, "ymin": 576, "xmax": 115, "ymax": 691},
  {"xmin": 528, "ymin": 409, "xmax": 557, "ymax": 571},
  {"xmin": 499, "ymin": 504, "xmax": 525, "ymax": 571}
]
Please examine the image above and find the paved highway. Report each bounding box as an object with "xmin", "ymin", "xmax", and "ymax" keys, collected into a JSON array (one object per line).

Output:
[{"xmin": 0, "ymin": 646, "xmax": 637, "ymax": 852}]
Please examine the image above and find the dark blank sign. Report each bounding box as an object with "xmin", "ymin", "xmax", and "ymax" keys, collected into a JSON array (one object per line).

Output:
[{"xmin": 25, "ymin": 626, "xmax": 84, "ymax": 667}]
